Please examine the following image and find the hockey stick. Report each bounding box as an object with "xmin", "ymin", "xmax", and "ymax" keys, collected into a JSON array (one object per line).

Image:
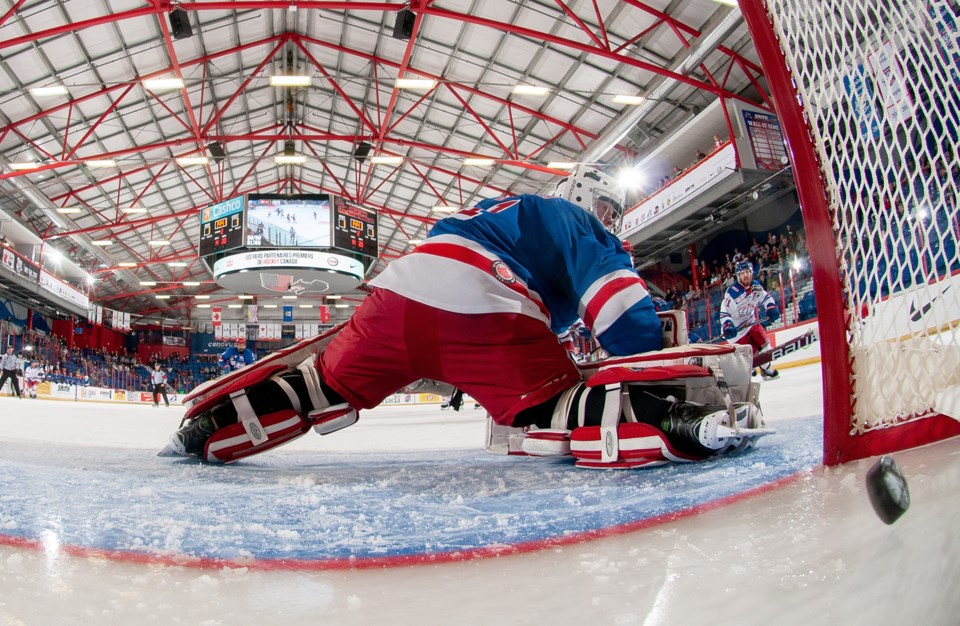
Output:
[{"xmin": 753, "ymin": 329, "xmax": 819, "ymax": 368}]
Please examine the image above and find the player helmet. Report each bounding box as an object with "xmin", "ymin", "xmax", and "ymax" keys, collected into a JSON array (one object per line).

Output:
[
  {"xmin": 735, "ymin": 261, "xmax": 753, "ymax": 274},
  {"xmin": 553, "ymin": 165, "xmax": 626, "ymax": 232}
]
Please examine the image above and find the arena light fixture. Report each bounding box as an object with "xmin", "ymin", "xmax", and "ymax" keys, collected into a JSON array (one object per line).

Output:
[
  {"xmin": 194, "ymin": 295, "xmax": 210, "ymax": 299},
  {"xmin": 282, "ymin": 295, "xmax": 297, "ymax": 300},
  {"xmin": 118, "ymin": 262, "xmax": 138, "ymax": 267},
  {"xmin": 712, "ymin": 0, "xmax": 738, "ymax": 5},
  {"xmin": 182, "ymin": 281, "xmax": 201, "ymax": 286},
  {"xmin": 84, "ymin": 159, "xmax": 116, "ymax": 168},
  {"xmin": 612, "ymin": 95, "xmax": 646, "ymax": 105},
  {"xmin": 8, "ymin": 162, "xmax": 39, "ymax": 170},
  {"xmin": 121, "ymin": 207, "xmax": 148, "ymax": 214},
  {"xmin": 395, "ymin": 78, "xmax": 435, "ymax": 90},
  {"xmin": 462, "ymin": 158, "xmax": 495, "ymax": 167},
  {"xmin": 168, "ymin": 262, "xmax": 187, "ymax": 267},
  {"xmin": 139, "ymin": 281, "xmax": 157, "ymax": 286},
  {"xmin": 299, "ymin": 304, "xmax": 312, "ymax": 308},
  {"xmin": 148, "ymin": 240, "xmax": 170, "ymax": 246},
  {"xmin": 333, "ymin": 304, "xmax": 350, "ymax": 308},
  {"xmin": 370, "ymin": 155, "xmax": 403, "ymax": 165},
  {"xmin": 432, "ymin": 205, "xmax": 459, "ymax": 213},
  {"xmin": 29, "ymin": 85, "xmax": 69, "ymax": 97},
  {"xmin": 227, "ymin": 304, "xmax": 242, "ymax": 309},
  {"xmin": 143, "ymin": 78, "xmax": 184, "ymax": 91},
  {"xmin": 511, "ymin": 85, "xmax": 549, "ymax": 96},
  {"xmin": 176, "ymin": 156, "xmax": 209, "ymax": 167},
  {"xmin": 197, "ymin": 304, "xmax": 211, "ymax": 308},
  {"xmin": 237, "ymin": 295, "xmax": 254, "ymax": 300},
  {"xmin": 274, "ymin": 155, "xmax": 307, "ymax": 165},
  {"xmin": 91, "ymin": 239, "xmax": 113, "ymax": 246},
  {"xmin": 155, "ymin": 294, "xmax": 171, "ymax": 300},
  {"xmin": 270, "ymin": 75, "xmax": 312, "ymax": 87},
  {"xmin": 547, "ymin": 162, "xmax": 577, "ymax": 170},
  {"xmin": 262, "ymin": 304, "xmax": 278, "ymax": 309},
  {"xmin": 55, "ymin": 207, "xmax": 81, "ymax": 214}
]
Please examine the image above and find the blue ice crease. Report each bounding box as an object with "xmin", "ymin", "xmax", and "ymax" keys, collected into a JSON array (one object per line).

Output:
[{"xmin": 0, "ymin": 418, "xmax": 821, "ymax": 563}]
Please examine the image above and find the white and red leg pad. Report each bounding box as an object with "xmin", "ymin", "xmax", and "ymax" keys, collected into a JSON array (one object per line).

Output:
[
  {"xmin": 182, "ymin": 326, "xmax": 343, "ymax": 417},
  {"xmin": 203, "ymin": 409, "xmax": 312, "ymax": 464},
  {"xmin": 521, "ymin": 428, "xmax": 572, "ymax": 456},
  {"xmin": 570, "ymin": 422, "xmax": 707, "ymax": 469},
  {"xmin": 310, "ymin": 405, "xmax": 359, "ymax": 435}
]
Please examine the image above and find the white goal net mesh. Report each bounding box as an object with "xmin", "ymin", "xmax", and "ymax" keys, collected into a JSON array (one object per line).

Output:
[{"xmin": 764, "ymin": 0, "xmax": 960, "ymax": 432}]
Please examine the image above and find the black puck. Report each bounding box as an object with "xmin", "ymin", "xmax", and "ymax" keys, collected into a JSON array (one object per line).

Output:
[{"xmin": 865, "ymin": 455, "xmax": 910, "ymax": 525}]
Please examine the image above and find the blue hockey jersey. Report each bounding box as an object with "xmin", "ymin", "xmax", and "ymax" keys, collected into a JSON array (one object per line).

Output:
[
  {"xmin": 369, "ymin": 194, "xmax": 661, "ymax": 356},
  {"xmin": 219, "ymin": 347, "xmax": 255, "ymax": 372}
]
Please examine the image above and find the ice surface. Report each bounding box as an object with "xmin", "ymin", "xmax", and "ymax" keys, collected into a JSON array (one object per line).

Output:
[{"xmin": 0, "ymin": 363, "xmax": 958, "ymax": 625}]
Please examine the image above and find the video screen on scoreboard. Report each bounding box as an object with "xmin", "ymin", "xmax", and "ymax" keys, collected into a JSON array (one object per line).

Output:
[
  {"xmin": 199, "ymin": 195, "xmax": 245, "ymax": 257},
  {"xmin": 244, "ymin": 194, "xmax": 332, "ymax": 248}
]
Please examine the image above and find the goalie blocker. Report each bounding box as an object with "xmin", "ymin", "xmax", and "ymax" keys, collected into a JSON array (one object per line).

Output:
[{"xmin": 159, "ymin": 326, "xmax": 357, "ymax": 463}]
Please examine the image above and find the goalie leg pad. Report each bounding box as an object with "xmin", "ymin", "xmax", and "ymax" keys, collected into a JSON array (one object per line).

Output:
[
  {"xmin": 204, "ymin": 409, "xmax": 312, "ymax": 463},
  {"xmin": 571, "ymin": 422, "xmax": 705, "ymax": 468}
]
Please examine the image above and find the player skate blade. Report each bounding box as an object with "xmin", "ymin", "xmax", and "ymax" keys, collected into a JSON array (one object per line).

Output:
[
  {"xmin": 866, "ymin": 455, "xmax": 910, "ymax": 524},
  {"xmin": 157, "ymin": 437, "xmax": 188, "ymax": 457}
]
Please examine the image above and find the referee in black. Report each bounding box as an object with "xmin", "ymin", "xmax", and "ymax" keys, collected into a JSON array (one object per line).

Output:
[
  {"xmin": 0, "ymin": 345, "xmax": 23, "ymax": 398},
  {"xmin": 151, "ymin": 362, "xmax": 170, "ymax": 407}
]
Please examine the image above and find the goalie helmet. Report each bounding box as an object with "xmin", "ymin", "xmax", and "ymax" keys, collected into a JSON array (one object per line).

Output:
[{"xmin": 553, "ymin": 165, "xmax": 626, "ymax": 232}]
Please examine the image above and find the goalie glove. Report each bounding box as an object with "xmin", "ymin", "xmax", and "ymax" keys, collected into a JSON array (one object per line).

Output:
[
  {"xmin": 765, "ymin": 303, "xmax": 780, "ymax": 323},
  {"xmin": 722, "ymin": 320, "xmax": 737, "ymax": 339}
]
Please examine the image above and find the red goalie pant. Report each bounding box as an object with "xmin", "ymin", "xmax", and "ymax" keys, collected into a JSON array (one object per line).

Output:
[{"xmin": 318, "ymin": 288, "xmax": 581, "ymax": 427}]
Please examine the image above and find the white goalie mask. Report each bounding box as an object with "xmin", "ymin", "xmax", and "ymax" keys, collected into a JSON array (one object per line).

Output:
[{"xmin": 553, "ymin": 165, "xmax": 626, "ymax": 232}]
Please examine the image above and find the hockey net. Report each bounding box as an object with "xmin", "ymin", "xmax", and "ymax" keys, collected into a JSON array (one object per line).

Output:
[{"xmin": 742, "ymin": 0, "xmax": 960, "ymax": 463}]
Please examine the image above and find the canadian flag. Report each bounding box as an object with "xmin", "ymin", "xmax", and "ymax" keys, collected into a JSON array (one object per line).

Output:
[
  {"xmin": 319, "ymin": 305, "xmax": 331, "ymax": 323},
  {"xmin": 212, "ymin": 307, "xmax": 222, "ymax": 327}
]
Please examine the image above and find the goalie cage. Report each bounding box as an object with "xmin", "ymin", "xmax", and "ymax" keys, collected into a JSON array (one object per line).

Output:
[{"xmin": 741, "ymin": 0, "xmax": 960, "ymax": 464}]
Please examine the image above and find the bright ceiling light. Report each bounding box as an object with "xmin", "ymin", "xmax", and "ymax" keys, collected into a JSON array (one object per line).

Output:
[
  {"xmin": 167, "ymin": 262, "xmax": 187, "ymax": 267},
  {"xmin": 262, "ymin": 304, "xmax": 278, "ymax": 308},
  {"xmin": 121, "ymin": 207, "xmax": 148, "ymax": 214},
  {"xmin": 462, "ymin": 158, "xmax": 496, "ymax": 166},
  {"xmin": 370, "ymin": 155, "xmax": 403, "ymax": 165},
  {"xmin": 282, "ymin": 295, "xmax": 298, "ymax": 300},
  {"xmin": 333, "ymin": 304, "xmax": 350, "ymax": 308},
  {"xmin": 91, "ymin": 239, "xmax": 113, "ymax": 246},
  {"xmin": 148, "ymin": 240, "xmax": 170, "ymax": 246},
  {"xmin": 432, "ymin": 205, "xmax": 459, "ymax": 213},
  {"xmin": 299, "ymin": 304, "xmax": 312, "ymax": 308},
  {"xmin": 182, "ymin": 281, "xmax": 201, "ymax": 286},
  {"xmin": 55, "ymin": 207, "xmax": 81, "ymax": 214},
  {"xmin": 155, "ymin": 294, "xmax": 171, "ymax": 299},
  {"xmin": 324, "ymin": 295, "xmax": 342, "ymax": 300},
  {"xmin": 176, "ymin": 156, "xmax": 209, "ymax": 166},
  {"xmin": 612, "ymin": 95, "xmax": 646, "ymax": 105},
  {"xmin": 237, "ymin": 295, "xmax": 254, "ymax": 300},
  {"xmin": 274, "ymin": 155, "xmax": 307, "ymax": 165},
  {"xmin": 8, "ymin": 162, "xmax": 39, "ymax": 170},
  {"xmin": 197, "ymin": 304, "xmax": 211, "ymax": 308},
  {"xmin": 270, "ymin": 75, "xmax": 312, "ymax": 87},
  {"xmin": 194, "ymin": 295, "xmax": 210, "ymax": 299},
  {"xmin": 511, "ymin": 85, "xmax": 549, "ymax": 96},
  {"xmin": 712, "ymin": 0, "xmax": 738, "ymax": 5},
  {"xmin": 139, "ymin": 281, "xmax": 157, "ymax": 286},
  {"xmin": 143, "ymin": 78, "xmax": 184, "ymax": 91},
  {"xmin": 118, "ymin": 262, "xmax": 138, "ymax": 267},
  {"xmin": 547, "ymin": 162, "xmax": 577, "ymax": 169},
  {"xmin": 29, "ymin": 85, "xmax": 69, "ymax": 97},
  {"xmin": 227, "ymin": 304, "xmax": 243, "ymax": 309},
  {"xmin": 395, "ymin": 78, "xmax": 436, "ymax": 90},
  {"xmin": 85, "ymin": 160, "xmax": 117, "ymax": 168},
  {"xmin": 407, "ymin": 238, "xmax": 423, "ymax": 245}
]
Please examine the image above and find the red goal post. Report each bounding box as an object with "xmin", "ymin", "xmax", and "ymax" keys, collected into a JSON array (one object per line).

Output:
[{"xmin": 740, "ymin": 0, "xmax": 960, "ymax": 464}]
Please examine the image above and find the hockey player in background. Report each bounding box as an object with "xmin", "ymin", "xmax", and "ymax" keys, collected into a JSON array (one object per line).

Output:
[
  {"xmin": 23, "ymin": 360, "xmax": 44, "ymax": 399},
  {"xmin": 218, "ymin": 337, "xmax": 255, "ymax": 374},
  {"xmin": 720, "ymin": 261, "xmax": 781, "ymax": 380},
  {"xmin": 164, "ymin": 166, "xmax": 764, "ymax": 464}
]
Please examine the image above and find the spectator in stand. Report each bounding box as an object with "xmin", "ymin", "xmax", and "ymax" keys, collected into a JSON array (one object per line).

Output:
[
  {"xmin": 713, "ymin": 135, "xmax": 724, "ymax": 149},
  {"xmin": 694, "ymin": 149, "xmax": 706, "ymax": 162}
]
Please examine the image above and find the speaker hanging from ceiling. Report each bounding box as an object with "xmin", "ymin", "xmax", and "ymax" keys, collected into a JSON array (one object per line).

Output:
[{"xmin": 168, "ymin": 8, "xmax": 194, "ymax": 40}]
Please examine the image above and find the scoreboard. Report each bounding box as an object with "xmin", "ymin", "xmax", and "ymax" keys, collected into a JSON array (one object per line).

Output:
[
  {"xmin": 199, "ymin": 195, "xmax": 245, "ymax": 257},
  {"xmin": 332, "ymin": 196, "xmax": 378, "ymax": 258}
]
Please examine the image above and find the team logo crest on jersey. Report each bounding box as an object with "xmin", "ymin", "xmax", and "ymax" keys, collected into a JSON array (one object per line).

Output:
[{"xmin": 492, "ymin": 260, "xmax": 516, "ymax": 284}]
